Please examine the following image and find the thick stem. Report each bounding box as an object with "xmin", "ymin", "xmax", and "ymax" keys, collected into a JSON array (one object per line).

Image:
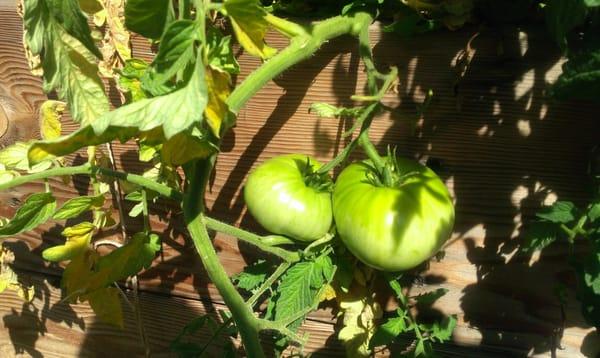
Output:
[
  {"xmin": 183, "ymin": 160, "xmax": 265, "ymax": 358},
  {"xmin": 226, "ymin": 12, "xmax": 374, "ymax": 122},
  {"xmin": 204, "ymin": 216, "xmax": 300, "ymax": 262},
  {"xmin": 358, "ymin": 131, "xmax": 386, "ymax": 174}
]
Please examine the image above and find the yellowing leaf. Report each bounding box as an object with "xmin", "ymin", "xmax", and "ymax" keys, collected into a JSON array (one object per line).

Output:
[
  {"xmin": 204, "ymin": 68, "xmax": 231, "ymax": 138},
  {"xmin": 42, "ymin": 222, "xmax": 95, "ymax": 262},
  {"xmin": 0, "ymin": 142, "xmax": 53, "ymax": 173},
  {"xmin": 98, "ymin": 0, "xmax": 132, "ymax": 78},
  {"xmin": 79, "ymin": 0, "xmax": 103, "ymax": 14},
  {"xmin": 337, "ymin": 284, "xmax": 382, "ymax": 358},
  {"xmin": 320, "ymin": 283, "xmax": 337, "ymax": 302},
  {"xmin": 62, "ymin": 249, "xmax": 98, "ymax": 301},
  {"xmin": 87, "ymin": 287, "xmax": 123, "ymax": 327},
  {"xmin": 224, "ymin": 0, "xmax": 277, "ymax": 59},
  {"xmin": 39, "ymin": 100, "xmax": 65, "ymax": 140},
  {"xmin": 0, "ymin": 245, "xmax": 35, "ymax": 302},
  {"xmin": 161, "ymin": 128, "xmax": 217, "ymax": 166}
]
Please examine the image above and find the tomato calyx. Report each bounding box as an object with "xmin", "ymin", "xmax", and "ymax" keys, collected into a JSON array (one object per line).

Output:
[
  {"xmin": 364, "ymin": 148, "xmax": 421, "ymax": 189},
  {"xmin": 300, "ymin": 157, "xmax": 334, "ymax": 192}
]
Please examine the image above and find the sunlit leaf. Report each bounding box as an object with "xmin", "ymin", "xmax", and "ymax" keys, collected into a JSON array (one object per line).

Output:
[
  {"xmin": 79, "ymin": 0, "xmax": 103, "ymax": 14},
  {"xmin": 207, "ymin": 27, "xmax": 240, "ymax": 75},
  {"xmin": 0, "ymin": 142, "xmax": 53, "ymax": 173},
  {"xmin": 53, "ymin": 195, "xmax": 105, "ymax": 220},
  {"xmin": 161, "ymin": 127, "xmax": 217, "ymax": 166},
  {"xmin": 224, "ymin": 0, "xmax": 277, "ymax": 59},
  {"xmin": 42, "ymin": 222, "xmax": 95, "ymax": 262},
  {"xmin": 142, "ymin": 20, "xmax": 198, "ymax": 95},
  {"xmin": 117, "ymin": 59, "xmax": 149, "ymax": 103},
  {"xmin": 204, "ymin": 68, "xmax": 231, "ymax": 137},
  {"xmin": 39, "ymin": 100, "xmax": 65, "ymax": 140},
  {"xmin": 23, "ymin": 0, "xmax": 110, "ymax": 125},
  {"xmin": 232, "ymin": 259, "xmax": 273, "ymax": 293},
  {"xmin": 0, "ymin": 192, "xmax": 56, "ymax": 239}
]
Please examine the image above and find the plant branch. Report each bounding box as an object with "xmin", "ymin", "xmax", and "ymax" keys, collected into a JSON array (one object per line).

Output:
[
  {"xmin": 95, "ymin": 167, "xmax": 183, "ymax": 201},
  {"xmin": 183, "ymin": 160, "xmax": 264, "ymax": 358},
  {"xmin": 0, "ymin": 164, "xmax": 91, "ymax": 192},
  {"xmin": 204, "ymin": 216, "xmax": 300, "ymax": 263}
]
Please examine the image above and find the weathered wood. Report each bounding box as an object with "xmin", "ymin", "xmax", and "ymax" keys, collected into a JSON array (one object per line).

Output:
[{"xmin": 0, "ymin": 1, "xmax": 599, "ymax": 357}]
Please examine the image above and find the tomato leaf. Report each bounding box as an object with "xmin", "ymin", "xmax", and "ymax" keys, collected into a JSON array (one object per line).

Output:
[
  {"xmin": 224, "ymin": 0, "xmax": 277, "ymax": 59},
  {"xmin": 117, "ymin": 59, "xmax": 150, "ymax": 103},
  {"xmin": 369, "ymin": 312, "xmax": 407, "ymax": 349},
  {"xmin": 142, "ymin": 20, "xmax": 198, "ymax": 96},
  {"xmin": 412, "ymin": 287, "xmax": 449, "ymax": 306},
  {"xmin": 0, "ymin": 245, "xmax": 35, "ymax": 302},
  {"xmin": 428, "ymin": 315, "xmax": 457, "ymax": 342},
  {"xmin": 161, "ymin": 126, "xmax": 217, "ymax": 166},
  {"xmin": 550, "ymin": 48, "xmax": 600, "ymax": 102},
  {"xmin": 124, "ymin": 0, "xmax": 172, "ymax": 39},
  {"xmin": 23, "ymin": 0, "xmax": 110, "ymax": 125},
  {"xmin": 42, "ymin": 222, "xmax": 95, "ymax": 262},
  {"xmin": 39, "ymin": 100, "xmax": 65, "ymax": 140},
  {"xmin": 0, "ymin": 193, "xmax": 56, "ymax": 238},
  {"xmin": 204, "ymin": 68, "xmax": 231, "ymax": 137},
  {"xmin": 207, "ymin": 27, "xmax": 240, "ymax": 75},
  {"xmin": 535, "ymin": 201, "xmax": 578, "ymax": 224},
  {"xmin": 92, "ymin": 55, "xmax": 208, "ymax": 139},
  {"xmin": 0, "ymin": 142, "xmax": 53, "ymax": 173},
  {"xmin": 589, "ymin": 202, "xmax": 600, "ymax": 223},
  {"xmin": 232, "ymin": 259, "xmax": 272, "ymax": 293},
  {"xmin": 87, "ymin": 286, "xmax": 124, "ymax": 327},
  {"xmin": 53, "ymin": 195, "xmax": 105, "ymax": 220},
  {"xmin": 520, "ymin": 221, "xmax": 562, "ymax": 253},
  {"xmin": 89, "ymin": 232, "xmax": 160, "ymax": 286}
]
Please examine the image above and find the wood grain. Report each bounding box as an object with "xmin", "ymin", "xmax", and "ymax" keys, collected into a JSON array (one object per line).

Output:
[{"xmin": 1, "ymin": 2, "xmax": 599, "ymax": 357}]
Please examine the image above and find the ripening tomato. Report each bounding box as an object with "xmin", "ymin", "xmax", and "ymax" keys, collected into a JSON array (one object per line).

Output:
[
  {"xmin": 243, "ymin": 154, "xmax": 333, "ymax": 242},
  {"xmin": 333, "ymin": 157, "xmax": 454, "ymax": 271}
]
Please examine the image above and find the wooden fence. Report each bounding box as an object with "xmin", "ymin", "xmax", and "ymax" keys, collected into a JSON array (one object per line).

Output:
[{"xmin": 0, "ymin": 0, "xmax": 599, "ymax": 356}]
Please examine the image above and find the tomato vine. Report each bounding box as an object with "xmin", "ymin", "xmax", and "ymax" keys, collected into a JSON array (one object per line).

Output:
[{"xmin": 1, "ymin": 0, "xmax": 598, "ymax": 357}]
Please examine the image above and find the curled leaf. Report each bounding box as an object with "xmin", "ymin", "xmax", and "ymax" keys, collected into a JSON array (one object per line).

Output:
[
  {"xmin": 224, "ymin": 0, "xmax": 277, "ymax": 59},
  {"xmin": 39, "ymin": 100, "xmax": 66, "ymax": 140}
]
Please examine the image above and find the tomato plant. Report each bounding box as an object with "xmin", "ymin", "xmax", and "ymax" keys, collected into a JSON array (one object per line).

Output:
[
  {"xmin": 1, "ymin": 0, "xmax": 597, "ymax": 357},
  {"xmin": 333, "ymin": 157, "xmax": 455, "ymax": 272},
  {"xmin": 244, "ymin": 154, "xmax": 332, "ymax": 242}
]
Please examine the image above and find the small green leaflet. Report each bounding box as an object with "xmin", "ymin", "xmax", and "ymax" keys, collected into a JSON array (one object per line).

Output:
[
  {"xmin": 309, "ymin": 103, "xmax": 362, "ymax": 119},
  {"xmin": 142, "ymin": 20, "xmax": 198, "ymax": 96},
  {"xmin": 535, "ymin": 201, "xmax": 578, "ymax": 224},
  {"xmin": 117, "ymin": 59, "xmax": 149, "ymax": 103},
  {"xmin": 53, "ymin": 195, "xmax": 105, "ymax": 220},
  {"xmin": 22, "ymin": 0, "xmax": 110, "ymax": 125},
  {"xmin": 369, "ymin": 311, "xmax": 408, "ymax": 349},
  {"xmin": 412, "ymin": 287, "xmax": 449, "ymax": 306},
  {"xmin": 232, "ymin": 259, "xmax": 272, "ymax": 292},
  {"xmin": 207, "ymin": 27, "xmax": 240, "ymax": 75},
  {"xmin": 520, "ymin": 221, "xmax": 562, "ymax": 253},
  {"xmin": 0, "ymin": 192, "xmax": 56, "ymax": 238},
  {"xmin": 124, "ymin": 0, "xmax": 172, "ymax": 39},
  {"xmin": 426, "ymin": 315, "xmax": 457, "ymax": 342},
  {"xmin": 588, "ymin": 202, "xmax": 600, "ymax": 222},
  {"xmin": 585, "ymin": 0, "xmax": 600, "ymax": 5}
]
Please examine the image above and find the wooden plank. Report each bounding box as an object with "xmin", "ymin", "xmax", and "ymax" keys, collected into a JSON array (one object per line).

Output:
[{"xmin": 0, "ymin": 3, "xmax": 599, "ymax": 357}]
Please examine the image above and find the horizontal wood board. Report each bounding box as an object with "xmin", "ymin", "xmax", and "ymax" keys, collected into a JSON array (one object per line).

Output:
[{"xmin": 0, "ymin": 1, "xmax": 599, "ymax": 356}]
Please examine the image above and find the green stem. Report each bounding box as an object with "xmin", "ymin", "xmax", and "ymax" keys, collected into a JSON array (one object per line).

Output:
[
  {"xmin": 95, "ymin": 167, "xmax": 183, "ymax": 201},
  {"xmin": 183, "ymin": 160, "xmax": 265, "ymax": 358},
  {"xmin": 358, "ymin": 131, "xmax": 386, "ymax": 174},
  {"xmin": 204, "ymin": 216, "xmax": 300, "ymax": 263},
  {"xmin": 141, "ymin": 189, "xmax": 150, "ymax": 233},
  {"xmin": 225, "ymin": 12, "xmax": 374, "ymax": 123},
  {"xmin": 0, "ymin": 164, "xmax": 91, "ymax": 192}
]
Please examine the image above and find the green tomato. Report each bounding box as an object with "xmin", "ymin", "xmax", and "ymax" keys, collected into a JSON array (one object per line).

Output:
[
  {"xmin": 333, "ymin": 158, "xmax": 454, "ymax": 271},
  {"xmin": 244, "ymin": 154, "xmax": 333, "ymax": 242}
]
